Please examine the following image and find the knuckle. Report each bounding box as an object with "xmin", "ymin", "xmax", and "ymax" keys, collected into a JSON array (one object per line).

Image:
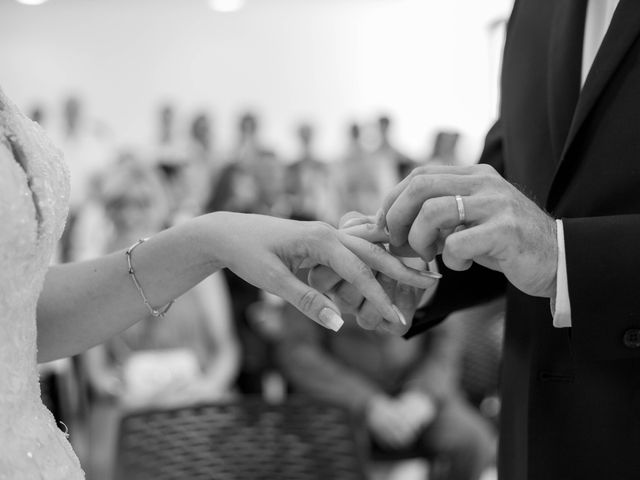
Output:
[
  {"xmin": 476, "ymin": 163, "xmax": 497, "ymax": 176},
  {"xmin": 408, "ymin": 175, "xmax": 430, "ymax": 199},
  {"xmin": 355, "ymin": 261, "xmax": 375, "ymax": 282},
  {"xmin": 367, "ymin": 241, "xmax": 388, "ymax": 257},
  {"xmin": 498, "ymin": 215, "xmax": 519, "ymax": 238},
  {"xmin": 418, "ymin": 198, "xmax": 439, "ymax": 222},
  {"xmin": 309, "ymin": 221, "xmax": 335, "ymax": 242},
  {"xmin": 297, "ymin": 288, "xmax": 319, "ymax": 313},
  {"xmin": 443, "ymin": 234, "xmax": 462, "ymax": 257}
]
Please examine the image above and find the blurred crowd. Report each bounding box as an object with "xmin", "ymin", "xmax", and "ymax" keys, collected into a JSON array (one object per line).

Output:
[{"xmin": 35, "ymin": 96, "xmax": 500, "ymax": 480}]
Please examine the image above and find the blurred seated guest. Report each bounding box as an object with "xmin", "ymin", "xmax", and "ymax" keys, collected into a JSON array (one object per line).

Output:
[
  {"xmin": 83, "ymin": 158, "xmax": 240, "ymax": 409},
  {"xmin": 425, "ymin": 130, "xmax": 460, "ymax": 166},
  {"xmin": 371, "ymin": 115, "xmax": 415, "ymax": 184},
  {"xmin": 203, "ymin": 163, "xmax": 272, "ymax": 395},
  {"xmin": 85, "ymin": 274, "xmax": 238, "ymax": 409},
  {"xmin": 336, "ymin": 122, "xmax": 386, "ymax": 216},
  {"xmin": 69, "ymin": 150, "xmax": 157, "ymax": 261},
  {"xmin": 285, "ymin": 122, "xmax": 338, "ymax": 223},
  {"xmin": 276, "ymin": 304, "xmax": 496, "ymax": 480}
]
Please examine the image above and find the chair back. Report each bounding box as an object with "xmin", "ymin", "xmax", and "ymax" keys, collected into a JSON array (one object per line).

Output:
[{"xmin": 116, "ymin": 397, "xmax": 366, "ymax": 480}]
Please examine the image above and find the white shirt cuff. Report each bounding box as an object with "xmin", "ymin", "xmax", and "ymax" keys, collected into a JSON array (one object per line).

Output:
[{"xmin": 552, "ymin": 219, "xmax": 572, "ymax": 328}]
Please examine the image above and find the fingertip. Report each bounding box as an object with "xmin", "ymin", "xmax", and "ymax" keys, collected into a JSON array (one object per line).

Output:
[
  {"xmin": 441, "ymin": 253, "xmax": 473, "ymax": 272},
  {"xmin": 318, "ymin": 307, "xmax": 344, "ymax": 332}
]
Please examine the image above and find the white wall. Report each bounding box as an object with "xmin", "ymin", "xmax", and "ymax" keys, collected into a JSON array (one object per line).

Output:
[{"xmin": 0, "ymin": 0, "xmax": 512, "ymax": 162}]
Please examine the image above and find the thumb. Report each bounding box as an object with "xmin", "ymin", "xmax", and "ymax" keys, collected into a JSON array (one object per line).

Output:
[{"xmin": 271, "ymin": 265, "xmax": 345, "ymax": 332}]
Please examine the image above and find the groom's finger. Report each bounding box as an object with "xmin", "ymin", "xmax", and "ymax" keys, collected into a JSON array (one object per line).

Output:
[
  {"xmin": 357, "ymin": 273, "xmax": 396, "ymax": 331},
  {"xmin": 308, "ymin": 265, "xmax": 342, "ymax": 293},
  {"xmin": 380, "ymin": 165, "xmax": 477, "ymax": 226},
  {"xmin": 338, "ymin": 233, "xmax": 440, "ymax": 288},
  {"xmin": 386, "ymin": 174, "xmax": 474, "ymax": 247},
  {"xmin": 330, "ymin": 281, "xmax": 365, "ymax": 314}
]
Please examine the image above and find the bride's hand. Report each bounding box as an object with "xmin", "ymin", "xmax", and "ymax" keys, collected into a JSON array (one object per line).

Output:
[
  {"xmin": 204, "ymin": 212, "xmax": 436, "ymax": 331},
  {"xmin": 308, "ymin": 211, "xmax": 440, "ymax": 334}
]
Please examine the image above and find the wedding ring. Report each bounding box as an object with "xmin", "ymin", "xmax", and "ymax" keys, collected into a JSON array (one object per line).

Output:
[{"xmin": 455, "ymin": 195, "xmax": 466, "ymax": 223}]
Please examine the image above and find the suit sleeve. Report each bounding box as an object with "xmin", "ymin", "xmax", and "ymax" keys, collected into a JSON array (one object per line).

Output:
[
  {"xmin": 563, "ymin": 215, "xmax": 640, "ymax": 360},
  {"xmin": 406, "ymin": 119, "xmax": 508, "ymax": 338}
]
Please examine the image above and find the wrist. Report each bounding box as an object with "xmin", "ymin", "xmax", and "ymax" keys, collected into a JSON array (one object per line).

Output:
[{"xmin": 194, "ymin": 211, "xmax": 238, "ymax": 272}]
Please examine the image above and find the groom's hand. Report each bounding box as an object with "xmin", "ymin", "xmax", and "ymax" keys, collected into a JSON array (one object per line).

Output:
[{"xmin": 381, "ymin": 164, "xmax": 558, "ymax": 298}]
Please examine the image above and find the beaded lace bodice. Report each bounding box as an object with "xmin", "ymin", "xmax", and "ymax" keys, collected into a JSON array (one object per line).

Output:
[{"xmin": 0, "ymin": 89, "xmax": 84, "ymax": 479}]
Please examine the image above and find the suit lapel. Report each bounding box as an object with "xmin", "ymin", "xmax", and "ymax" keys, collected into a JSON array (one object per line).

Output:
[{"xmin": 547, "ymin": 0, "xmax": 640, "ymax": 207}]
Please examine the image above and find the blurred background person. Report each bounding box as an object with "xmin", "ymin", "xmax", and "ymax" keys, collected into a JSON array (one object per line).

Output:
[
  {"xmin": 425, "ymin": 130, "xmax": 461, "ymax": 166},
  {"xmin": 1, "ymin": 1, "xmax": 512, "ymax": 476},
  {"xmin": 82, "ymin": 156, "xmax": 239, "ymax": 479},
  {"xmin": 203, "ymin": 159, "xmax": 276, "ymax": 396},
  {"xmin": 336, "ymin": 122, "xmax": 380, "ymax": 215},
  {"xmin": 276, "ymin": 305, "xmax": 497, "ymax": 480},
  {"xmin": 285, "ymin": 122, "xmax": 338, "ymax": 223},
  {"xmin": 370, "ymin": 115, "xmax": 416, "ymax": 184},
  {"xmin": 230, "ymin": 111, "xmax": 286, "ymax": 215},
  {"xmin": 56, "ymin": 95, "xmax": 115, "ymax": 262}
]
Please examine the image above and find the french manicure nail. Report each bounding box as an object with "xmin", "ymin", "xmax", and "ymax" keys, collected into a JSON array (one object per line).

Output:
[
  {"xmin": 319, "ymin": 308, "xmax": 344, "ymax": 332},
  {"xmin": 419, "ymin": 270, "xmax": 442, "ymax": 279},
  {"xmin": 408, "ymin": 267, "xmax": 442, "ymax": 280},
  {"xmin": 392, "ymin": 305, "xmax": 407, "ymax": 326}
]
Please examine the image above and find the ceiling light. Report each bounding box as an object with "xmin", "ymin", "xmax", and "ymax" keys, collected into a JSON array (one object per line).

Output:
[
  {"xmin": 15, "ymin": 0, "xmax": 50, "ymax": 5},
  {"xmin": 208, "ymin": 0, "xmax": 245, "ymax": 13}
]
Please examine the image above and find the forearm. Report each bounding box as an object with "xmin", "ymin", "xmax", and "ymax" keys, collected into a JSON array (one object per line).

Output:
[{"xmin": 37, "ymin": 213, "xmax": 226, "ymax": 362}]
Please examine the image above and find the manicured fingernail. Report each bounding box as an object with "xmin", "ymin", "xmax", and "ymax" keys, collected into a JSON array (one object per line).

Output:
[
  {"xmin": 407, "ymin": 267, "xmax": 442, "ymax": 280},
  {"xmin": 419, "ymin": 270, "xmax": 442, "ymax": 279},
  {"xmin": 392, "ymin": 305, "xmax": 407, "ymax": 326},
  {"xmin": 319, "ymin": 308, "xmax": 344, "ymax": 332}
]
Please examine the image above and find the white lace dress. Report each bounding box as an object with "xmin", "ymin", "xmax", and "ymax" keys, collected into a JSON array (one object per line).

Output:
[{"xmin": 0, "ymin": 89, "xmax": 84, "ymax": 479}]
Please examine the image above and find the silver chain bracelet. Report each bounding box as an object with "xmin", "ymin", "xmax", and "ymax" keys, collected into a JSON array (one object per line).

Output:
[{"xmin": 125, "ymin": 238, "xmax": 174, "ymax": 318}]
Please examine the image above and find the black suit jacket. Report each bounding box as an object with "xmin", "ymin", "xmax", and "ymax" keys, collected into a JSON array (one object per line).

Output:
[{"xmin": 409, "ymin": 1, "xmax": 640, "ymax": 478}]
